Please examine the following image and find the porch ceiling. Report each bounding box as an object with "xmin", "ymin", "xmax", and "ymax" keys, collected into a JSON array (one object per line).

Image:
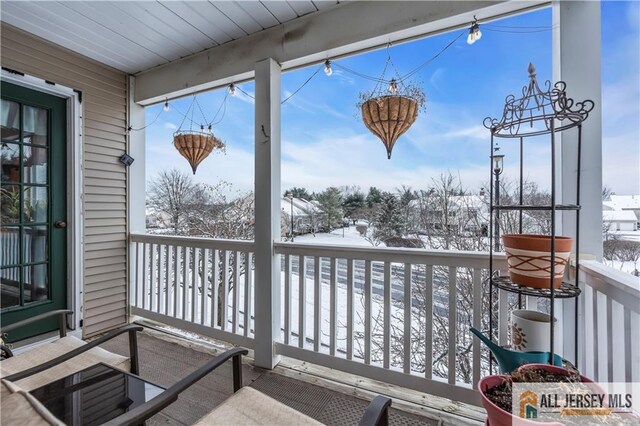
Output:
[{"xmin": 0, "ymin": 1, "xmax": 341, "ymax": 74}]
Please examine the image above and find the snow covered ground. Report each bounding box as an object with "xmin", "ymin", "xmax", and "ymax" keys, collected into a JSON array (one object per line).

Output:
[{"xmin": 293, "ymin": 225, "xmax": 379, "ymax": 247}]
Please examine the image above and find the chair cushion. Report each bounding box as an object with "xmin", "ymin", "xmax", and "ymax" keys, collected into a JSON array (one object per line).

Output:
[
  {"xmin": 194, "ymin": 387, "xmax": 323, "ymax": 426},
  {"xmin": 0, "ymin": 335, "xmax": 129, "ymax": 391},
  {"xmin": 1, "ymin": 380, "xmax": 63, "ymax": 425}
]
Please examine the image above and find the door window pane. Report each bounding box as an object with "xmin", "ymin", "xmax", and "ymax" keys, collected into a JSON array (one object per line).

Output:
[
  {"xmin": 24, "ymin": 263, "xmax": 48, "ymax": 303},
  {"xmin": 23, "ymin": 146, "xmax": 47, "ymax": 184},
  {"xmin": 1, "ymin": 185, "xmax": 21, "ymax": 224},
  {"xmin": 1, "ymin": 143, "xmax": 20, "ymax": 183},
  {"xmin": 0, "ymin": 267, "xmax": 20, "ymax": 308},
  {"xmin": 24, "ymin": 226, "xmax": 47, "ymax": 264},
  {"xmin": 23, "ymin": 105, "xmax": 48, "ymax": 146},
  {"xmin": 23, "ymin": 186, "xmax": 47, "ymax": 223},
  {"xmin": 1, "ymin": 100, "xmax": 20, "ymax": 142},
  {"xmin": 1, "ymin": 226, "xmax": 20, "ymax": 267}
]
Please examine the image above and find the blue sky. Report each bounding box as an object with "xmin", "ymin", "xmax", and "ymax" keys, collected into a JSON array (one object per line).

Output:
[{"xmin": 145, "ymin": 2, "xmax": 639, "ymax": 196}]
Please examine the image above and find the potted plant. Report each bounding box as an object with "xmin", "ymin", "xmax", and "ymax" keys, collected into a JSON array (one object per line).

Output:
[
  {"xmin": 478, "ymin": 364, "xmax": 592, "ymax": 426},
  {"xmin": 502, "ymin": 234, "xmax": 573, "ymax": 289}
]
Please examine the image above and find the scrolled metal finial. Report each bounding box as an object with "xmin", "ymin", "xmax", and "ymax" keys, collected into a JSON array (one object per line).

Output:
[{"xmin": 528, "ymin": 62, "xmax": 536, "ymax": 78}]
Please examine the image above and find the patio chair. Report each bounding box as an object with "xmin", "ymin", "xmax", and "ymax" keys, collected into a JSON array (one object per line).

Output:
[
  {"xmin": 0, "ymin": 309, "xmax": 142, "ymax": 391},
  {"xmin": 2, "ymin": 347, "xmax": 392, "ymax": 426}
]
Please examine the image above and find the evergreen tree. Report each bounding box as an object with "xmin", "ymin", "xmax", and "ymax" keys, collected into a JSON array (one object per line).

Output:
[
  {"xmin": 374, "ymin": 193, "xmax": 405, "ymax": 241},
  {"xmin": 366, "ymin": 186, "xmax": 383, "ymax": 208},
  {"xmin": 342, "ymin": 191, "xmax": 365, "ymax": 221},
  {"xmin": 316, "ymin": 187, "xmax": 344, "ymax": 230}
]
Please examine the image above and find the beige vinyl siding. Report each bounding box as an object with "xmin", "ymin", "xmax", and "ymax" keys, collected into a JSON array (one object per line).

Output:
[{"xmin": 1, "ymin": 23, "xmax": 129, "ymax": 337}]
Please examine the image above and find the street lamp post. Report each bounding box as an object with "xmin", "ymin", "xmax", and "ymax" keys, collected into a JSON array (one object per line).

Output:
[
  {"xmin": 492, "ymin": 152, "xmax": 504, "ymax": 252},
  {"xmin": 285, "ymin": 191, "xmax": 294, "ymax": 242}
]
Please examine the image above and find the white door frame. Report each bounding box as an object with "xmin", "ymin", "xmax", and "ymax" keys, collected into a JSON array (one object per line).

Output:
[{"xmin": 1, "ymin": 69, "xmax": 83, "ymax": 332}]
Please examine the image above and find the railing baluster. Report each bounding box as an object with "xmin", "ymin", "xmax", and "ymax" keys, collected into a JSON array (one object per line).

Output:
[
  {"xmin": 314, "ymin": 256, "xmax": 321, "ymax": 353},
  {"xmin": 284, "ymin": 254, "xmax": 291, "ymax": 345},
  {"xmin": 173, "ymin": 246, "xmax": 179, "ymax": 317},
  {"xmin": 191, "ymin": 248, "xmax": 198, "ymax": 322},
  {"xmin": 201, "ymin": 248, "xmax": 208, "ymax": 325},
  {"xmin": 448, "ymin": 266, "xmax": 457, "ymax": 385},
  {"xmin": 472, "ymin": 268, "xmax": 482, "ymax": 387},
  {"xmin": 244, "ymin": 252, "xmax": 251, "ymax": 337},
  {"xmin": 233, "ymin": 251, "xmax": 240, "ymax": 334},
  {"xmin": 329, "ymin": 257, "xmax": 337, "ymax": 356},
  {"xmin": 157, "ymin": 244, "xmax": 162, "ymax": 314},
  {"xmin": 134, "ymin": 242, "xmax": 139, "ymax": 308},
  {"xmin": 403, "ymin": 263, "xmax": 412, "ymax": 374},
  {"xmin": 364, "ymin": 260, "xmax": 372, "ymax": 365},
  {"xmin": 346, "ymin": 258, "xmax": 354, "ymax": 361},
  {"xmin": 164, "ymin": 245, "xmax": 170, "ymax": 315},
  {"xmin": 593, "ymin": 288, "xmax": 599, "ymax": 381},
  {"xmin": 222, "ymin": 250, "xmax": 229, "ymax": 331},
  {"xmin": 383, "ymin": 261, "xmax": 391, "ymax": 369},
  {"xmin": 212, "ymin": 249, "xmax": 220, "ymax": 328},
  {"xmin": 424, "ymin": 265, "xmax": 433, "ymax": 379},
  {"xmin": 182, "ymin": 246, "xmax": 188, "ymax": 320},
  {"xmin": 142, "ymin": 243, "xmax": 148, "ymax": 310},
  {"xmin": 606, "ymin": 296, "xmax": 613, "ymax": 382},
  {"xmin": 624, "ymin": 308, "xmax": 632, "ymax": 383},
  {"xmin": 150, "ymin": 244, "xmax": 156, "ymax": 312},
  {"xmin": 299, "ymin": 255, "xmax": 306, "ymax": 349}
]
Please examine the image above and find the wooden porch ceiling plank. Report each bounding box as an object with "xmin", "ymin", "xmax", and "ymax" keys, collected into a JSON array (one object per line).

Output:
[
  {"xmin": 135, "ymin": 1, "xmax": 548, "ymax": 104},
  {"xmin": 212, "ymin": 2, "xmax": 264, "ymax": 35},
  {"xmin": 286, "ymin": 1, "xmax": 318, "ymax": 17},
  {"xmin": 59, "ymin": 1, "xmax": 182, "ymax": 63},
  {"xmin": 112, "ymin": 1, "xmax": 214, "ymax": 54},
  {"xmin": 236, "ymin": 1, "xmax": 280, "ymax": 29},
  {"xmin": 262, "ymin": 1, "xmax": 299, "ymax": 24},
  {"xmin": 1, "ymin": 1, "xmax": 149, "ymax": 72},
  {"xmin": 159, "ymin": 1, "xmax": 235, "ymax": 45}
]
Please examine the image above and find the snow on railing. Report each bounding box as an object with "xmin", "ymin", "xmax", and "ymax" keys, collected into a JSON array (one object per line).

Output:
[
  {"xmin": 274, "ymin": 242, "xmax": 509, "ymax": 406},
  {"xmin": 130, "ymin": 233, "xmax": 255, "ymax": 349},
  {"xmin": 577, "ymin": 261, "xmax": 640, "ymax": 383}
]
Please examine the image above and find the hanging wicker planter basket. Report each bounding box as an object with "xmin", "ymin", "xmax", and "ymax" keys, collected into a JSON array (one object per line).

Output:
[
  {"xmin": 173, "ymin": 131, "xmax": 224, "ymax": 174},
  {"xmin": 361, "ymin": 95, "xmax": 419, "ymax": 159}
]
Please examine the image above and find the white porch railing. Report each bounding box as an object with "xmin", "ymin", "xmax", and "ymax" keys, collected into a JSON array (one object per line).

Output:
[
  {"xmin": 130, "ymin": 234, "xmax": 255, "ymax": 349},
  {"xmin": 577, "ymin": 261, "xmax": 640, "ymax": 384},
  {"xmin": 129, "ymin": 233, "xmax": 639, "ymax": 407}
]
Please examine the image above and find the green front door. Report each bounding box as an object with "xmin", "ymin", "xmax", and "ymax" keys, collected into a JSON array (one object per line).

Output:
[{"xmin": 1, "ymin": 81, "xmax": 67, "ymax": 342}]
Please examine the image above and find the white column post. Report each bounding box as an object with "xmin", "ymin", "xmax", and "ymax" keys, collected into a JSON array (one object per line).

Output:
[
  {"xmin": 553, "ymin": 0, "xmax": 603, "ymax": 260},
  {"xmin": 253, "ymin": 58, "xmax": 282, "ymax": 369},
  {"xmin": 127, "ymin": 76, "xmax": 146, "ymax": 317},
  {"xmin": 552, "ymin": 0, "xmax": 602, "ymax": 363}
]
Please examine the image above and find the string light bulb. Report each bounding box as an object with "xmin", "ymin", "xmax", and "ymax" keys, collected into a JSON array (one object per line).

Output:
[
  {"xmin": 467, "ymin": 18, "xmax": 482, "ymax": 45},
  {"xmin": 163, "ymin": 99, "xmax": 169, "ymax": 112},
  {"xmin": 324, "ymin": 60, "xmax": 333, "ymax": 76},
  {"xmin": 388, "ymin": 78, "xmax": 398, "ymax": 94},
  {"xmin": 228, "ymin": 83, "xmax": 236, "ymax": 96}
]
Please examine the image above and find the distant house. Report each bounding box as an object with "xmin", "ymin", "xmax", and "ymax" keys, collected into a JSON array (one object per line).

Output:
[
  {"xmin": 604, "ymin": 195, "xmax": 640, "ymax": 225},
  {"xmin": 603, "ymin": 210, "xmax": 638, "ymax": 232},
  {"xmin": 281, "ymin": 197, "xmax": 324, "ymax": 234}
]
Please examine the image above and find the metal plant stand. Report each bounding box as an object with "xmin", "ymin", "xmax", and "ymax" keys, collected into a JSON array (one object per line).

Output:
[{"xmin": 483, "ymin": 63, "xmax": 594, "ymax": 372}]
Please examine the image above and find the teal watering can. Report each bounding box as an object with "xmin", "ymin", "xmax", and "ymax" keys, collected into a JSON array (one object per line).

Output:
[{"xmin": 470, "ymin": 327, "xmax": 563, "ymax": 373}]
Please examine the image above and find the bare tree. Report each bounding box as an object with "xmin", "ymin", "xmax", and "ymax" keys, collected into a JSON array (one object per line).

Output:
[{"xmin": 147, "ymin": 169, "xmax": 196, "ymax": 234}]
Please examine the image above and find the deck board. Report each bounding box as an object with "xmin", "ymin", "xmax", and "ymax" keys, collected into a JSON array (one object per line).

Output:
[{"xmin": 100, "ymin": 330, "xmax": 435, "ymax": 425}]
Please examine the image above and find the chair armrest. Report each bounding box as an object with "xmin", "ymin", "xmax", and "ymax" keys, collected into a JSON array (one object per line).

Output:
[
  {"xmin": 358, "ymin": 395, "xmax": 392, "ymax": 426},
  {"xmin": 2, "ymin": 310, "xmax": 73, "ymax": 340},
  {"xmin": 3, "ymin": 324, "xmax": 143, "ymax": 382},
  {"xmin": 103, "ymin": 347, "xmax": 248, "ymax": 426}
]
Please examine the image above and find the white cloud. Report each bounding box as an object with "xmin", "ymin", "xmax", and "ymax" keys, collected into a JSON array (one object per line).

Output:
[{"xmin": 163, "ymin": 122, "xmax": 178, "ymax": 131}]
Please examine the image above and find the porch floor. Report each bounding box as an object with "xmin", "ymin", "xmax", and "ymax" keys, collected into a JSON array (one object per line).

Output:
[{"xmin": 101, "ymin": 328, "xmax": 436, "ymax": 425}]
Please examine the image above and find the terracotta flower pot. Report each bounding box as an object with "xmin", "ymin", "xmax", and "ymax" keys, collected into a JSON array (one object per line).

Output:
[
  {"xmin": 501, "ymin": 234, "xmax": 573, "ymax": 289},
  {"xmin": 479, "ymin": 365, "xmax": 593, "ymax": 426}
]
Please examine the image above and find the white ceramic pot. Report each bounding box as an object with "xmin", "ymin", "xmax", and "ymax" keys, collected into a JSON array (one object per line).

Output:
[{"xmin": 511, "ymin": 309, "xmax": 562, "ymax": 355}]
